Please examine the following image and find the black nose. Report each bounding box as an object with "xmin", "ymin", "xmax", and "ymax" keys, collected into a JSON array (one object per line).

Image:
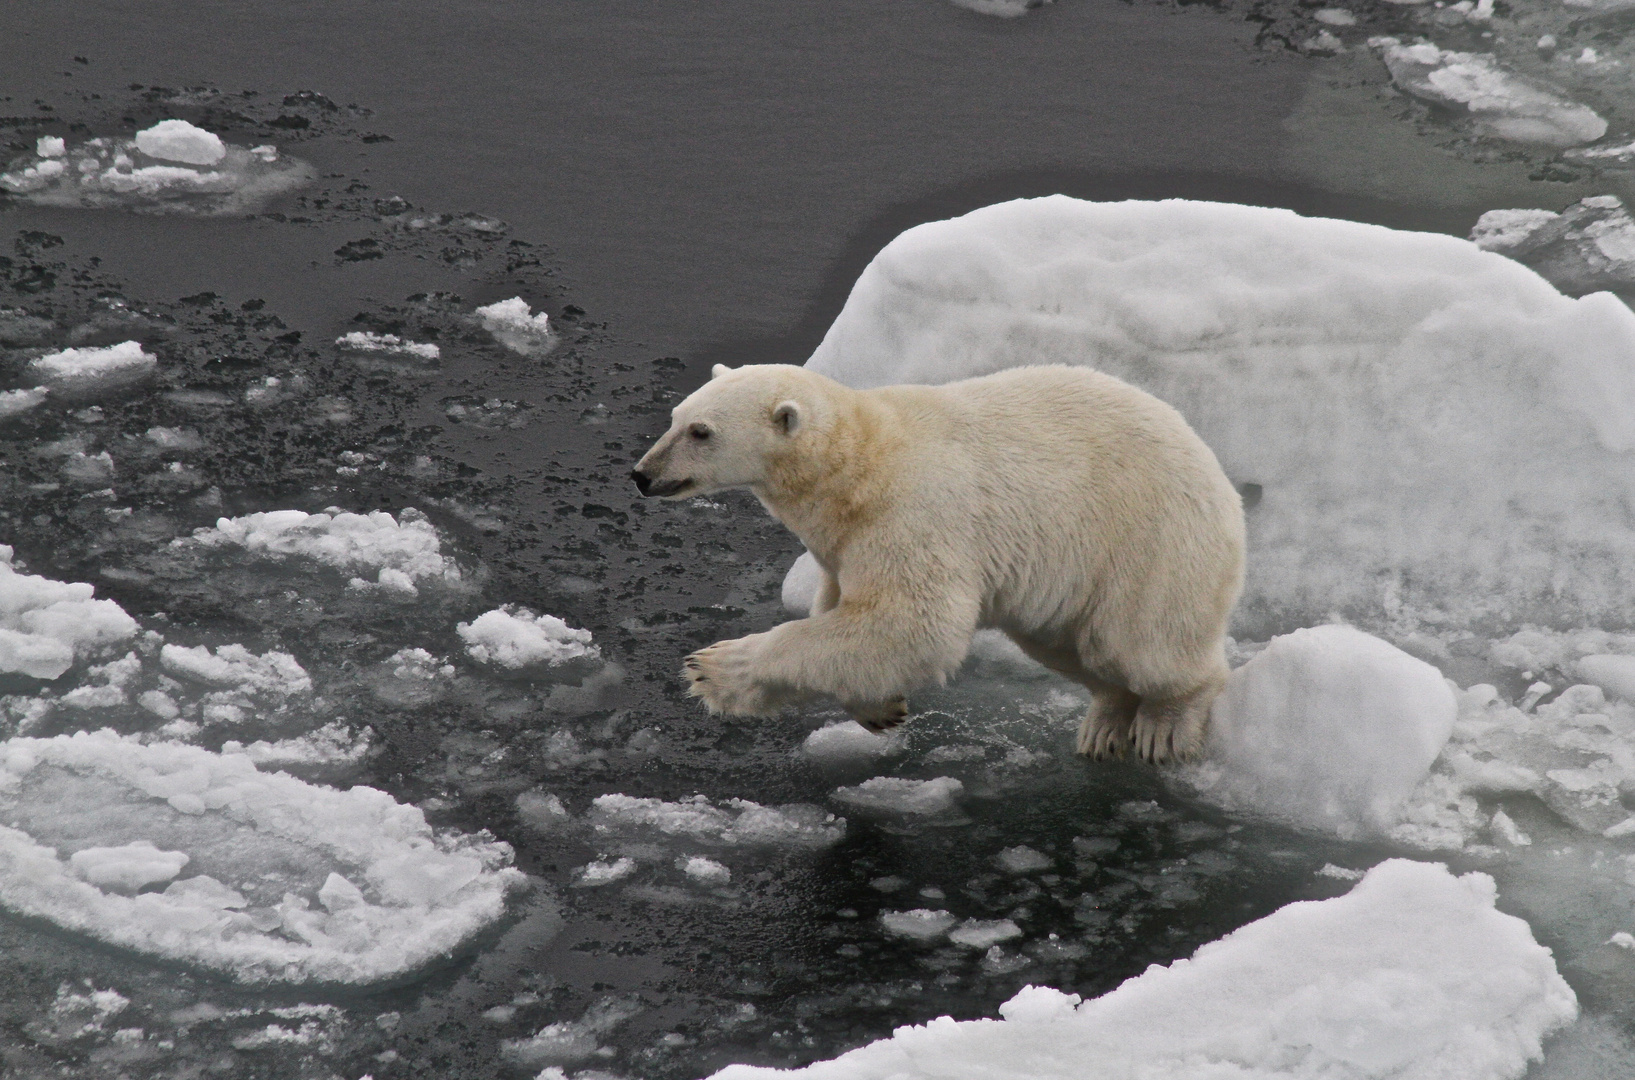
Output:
[{"xmin": 631, "ymin": 468, "xmax": 651, "ymax": 496}]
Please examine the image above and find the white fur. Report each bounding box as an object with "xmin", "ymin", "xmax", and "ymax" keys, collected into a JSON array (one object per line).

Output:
[{"xmin": 633, "ymin": 363, "xmax": 1245, "ymax": 762}]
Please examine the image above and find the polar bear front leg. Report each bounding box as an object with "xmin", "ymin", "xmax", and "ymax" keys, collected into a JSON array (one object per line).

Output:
[
  {"xmin": 684, "ymin": 632, "xmax": 793, "ymax": 717},
  {"xmin": 845, "ymin": 696, "xmax": 909, "ymax": 732},
  {"xmin": 1075, "ymin": 684, "xmax": 1140, "ymax": 760}
]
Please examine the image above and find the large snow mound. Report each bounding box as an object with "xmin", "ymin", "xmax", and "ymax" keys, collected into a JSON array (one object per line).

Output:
[
  {"xmin": 802, "ymin": 196, "xmax": 1635, "ymax": 632},
  {"xmin": 0, "ymin": 546, "xmax": 138, "ymax": 680},
  {"xmin": 1185, "ymin": 626, "xmax": 1457, "ymax": 838},
  {"xmin": 0, "ymin": 730, "xmax": 525, "ymax": 983},
  {"xmin": 179, "ymin": 508, "xmax": 461, "ymax": 587},
  {"xmin": 710, "ymin": 859, "xmax": 1575, "ymax": 1080}
]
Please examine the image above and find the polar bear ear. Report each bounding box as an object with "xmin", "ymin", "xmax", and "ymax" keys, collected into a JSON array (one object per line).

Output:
[
  {"xmin": 711, "ymin": 364, "xmax": 732, "ymax": 380},
  {"xmin": 773, "ymin": 400, "xmax": 802, "ymax": 436}
]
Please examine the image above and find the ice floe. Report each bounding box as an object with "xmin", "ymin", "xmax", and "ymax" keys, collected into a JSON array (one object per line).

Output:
[
  {"xmin": 28, "ymin": 341, "xmax": 157, "ymax": 400},
  {"xmin": 0, "ymin": 729, "xmax": 525, "ymax": 983},
  {"xmin": 1184, "ymin": 626, "xmax": 1457, "ymax": 839},
  {"xmin": 948, "ymin": 0, "xmax": 1051, "ymax": 17},
  {"xmin": 710, "ymin": 860, "xmax": 1574, "ymax": 1080},
  {"xmin": 1472, "ymin": 195, "xmax": 1635, "ymax": 295},
  {"xmin": 831, "ymin": 776, "xmax": 965, "ymax": 816},
  {"xmin": 457, "ymin": 605, "xmax": 599, "ymax": 673},
  {"xmin": 0, "ymin": 547, "xmax": 139, "ymax": 680},
  {"xmin": 589, "ymin": 793, "xmax": 845, "ymax": 847},
  {"xmin": 1370, "ymin": 38, "xmax": 1607, "ymax": 147},
  {"xmin": 160, "ymin": 643, "xmax": 311, "ymax": 697},
  {"xmin": 335, "ymin": 331, "xmax": 441, "ymax": 364},
  {"xmin": 0, "ymin": 387, "xmax": 49, "ymax": 419},
  {"xmin": 475, "ymin": 297, "xmax": 555, "ymax": 357},
  {"xmin": 800, "ymin": 196, "xmax": 1635, "ymax": 633},
  {"xmin": 179, "ymin": 508, "xmax": 462, "ymax": 588},
  {"xmin": 0, "ymin": 120, "xmax": 311, "ymax": 215},
  {"xmin": 880, "ymin": 908, "xmax": 957, "ymax": 941}
]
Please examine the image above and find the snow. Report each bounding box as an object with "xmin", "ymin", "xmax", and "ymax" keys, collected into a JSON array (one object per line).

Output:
[
  {"xmin": 0, "ymin": 547, "xmax": 139, "ymax": 680},
  {"xmin": 1471, "ymin": 196, "xmax": 1635, "ymax": 295},
  {"xmin": 831, "ymin": 776, "xmax": 965, "ymax": 816},
  {"xmin": 1370, "ymin": 38, "xmax": 1607, "ymax": 147},
  {"xmin": 181, "ymin": 508, "xmax": 462, "ymax": 586},
  {"xmin": 29, "ymin": 341, "xmax": 156, "ymax": 398},
  {"xmin": 800, "ymin": 196, "xmax": 1635, "ymax": 632},
  {"xmin": 133, "ymin": 120, "xmax": 225, "ymax": 166},
  {"xmin": 0, "ymin": 730, "xmax": 524, "ymax": 983},
  {"xmin": 475, "ymin": 297, "xmax": 554, "ymax": 356},
  {"xmin": 588, "ymin": 793, "xmax": 845, "ymax": 847},
  {"xmin": 710, "ymin": 860, "xmax": 1574, "ymax": 1080},
  {"xmin": 1183, "ymin": 626, "xmax": 1457, "ymax": 838},
  {"xmin": 457, "ymin": 605, "xmax": 599, "ymax": 671}
]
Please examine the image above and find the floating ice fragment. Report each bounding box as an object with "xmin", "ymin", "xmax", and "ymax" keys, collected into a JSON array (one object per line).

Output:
[
  {"xmin": 589, "ymin": 793, "xmax": 845, "ymax": 847},
  {"xmin": 475, "ymin": 297, "xmax": 554, "ymax": 357},
  {"xmin": 1371, "ymin": 38, "xmax": 1606, "ymax": 147},
  {"xmin": 948, "ymin": 918, "xmax": 1022, "ymax": 949},
  {"xmin": 133, "ymin": 120, "xmax": 225, "ymax": 165},
  {"xmin": 1471, "ymin": 196, "xmax": 1635, "ymax": 294},
  {"xmin": 0, "ymin": 548, "xmax": 139, "ymax": 680},
  {"xmin": 710, "ymin": 860, "xmax": 1574, "ymax": 1080},
  {"xmin": 224, "ymin": 722, "xmax": 374, "ymax": 769},
  {"xmin": 1575, "ymin": 654, "xmax": 1635, "ymax": 701},
  {"xmin": 1186, "ymin": 626, "xmax": 1455, "ymax": 838},
  {"xmin": 880, "ymin": 909, "xmax": 956, "ymax": 941},
  {"xmin": 1314, "ymin": 8, "xmax": 1357, "ymax": 25},
  {"xmin": 994, "ymin": 846, "xmax": 1051, "ymax": 874},
  {"xmin": 335, "ymin": 331, "xmax": 440, "ymax": 363},
  {"xmin": 0, "ymin": 730, "xmax": 525, "ymax": 982},
  {"xmin": 679, "ymin": 855, "xmax": 731, "ymax": 885},
  {"xmin": 0, "ymin": 387, "xmax": 49, "ymax": 418},
  {"xmin": 160, "ymin": 643, "xmax": 311, "ymax": 697},
  {"xmin": 457, "ymin": 605, "xmax": 599, "ymax": 671},
  {"xmin": 1317, "ymin": 863, "xmax": 1366, "ymax": 880},
  {"xmin": 36, "ymin": 136, "xmax": 65, "ymax": 159},
  {"xmin": 574, "ymin": 857, "xmax": 636, "ymax": 887},
  {"xmin": 800, "ymin": 720, "xmax": 904, "ymax": 761},
  {"xmin": 948, "ymin": 0, "xmax": 1052, "ymax": 16},
  {"xmin": 799, "ymin": 196, "xmax": 1635, "ymax": 630},
  {"xmin": 831, "ymin": 776, "xmax": 964, "ymax": 816},
  {"xmin": 503, "ymin": 998, "xmax": 642, "ymax": 1070},
  {"xmin": 183, "ymin": 508, "xmax": 461, "ymax": 585},
  {"xmin": 29, "ymin": 341, "xmax": 156, "ymax": 399}
]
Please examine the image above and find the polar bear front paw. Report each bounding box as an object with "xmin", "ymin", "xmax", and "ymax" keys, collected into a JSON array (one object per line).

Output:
[
  {"xmin": 683, "ymin": 635, "xmax": 782, "ymax": 716},
  {"xmin": 846, "ymin": 696, "xmax": 909, "ymax": 733}
]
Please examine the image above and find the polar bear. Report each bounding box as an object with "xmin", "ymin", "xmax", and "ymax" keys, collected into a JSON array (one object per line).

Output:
[{"xmin": 631, "ymin": 363, "xmax": 1245, "ymax": 763}]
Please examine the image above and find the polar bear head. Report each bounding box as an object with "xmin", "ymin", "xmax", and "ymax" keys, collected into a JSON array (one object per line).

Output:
[{"xmin": 632, "ymin": 363, "xmax": 835, "ymax": 499}]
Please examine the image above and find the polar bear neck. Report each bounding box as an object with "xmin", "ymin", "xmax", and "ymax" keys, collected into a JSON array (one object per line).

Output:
[{"xmin": 753, "ymin": 390, "xmax": 900, "ymax": 557}]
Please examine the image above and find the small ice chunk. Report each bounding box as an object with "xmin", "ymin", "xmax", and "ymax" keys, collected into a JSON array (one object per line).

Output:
[
  {"xmin": 1192, "ymin": 626, "xmax": 1456, "ymax": 838},
  {"xmin": 1313, "ymin": 8, "xmax": 1356, "ymax": 25},
  {"xmin": 948, "ymin": 0, "xmax": 1050, "ymax": 16},
  {"xmin": 1317, "ymin": 863, "xmax": 1366, "ymax": 881},
  {"xmin": 800, "ymin": 721, "xmax": 903, "ymax": 761},
  {"xmin": 1576, "ymin": 654, "xmax": 1635, "ymax": 701},
  {"xmin": 36, "ymin": 136, "xmax": 66, "ymax": 158},
  {"xmin": 880, "ymin": 909, "xmax": 957, "ymax": 941},
  {"xmin": 1471, "ymin": 196, "xmax": 1635, "ymax": 294},
  {"xmin": 574, "ymin": 857, "xmax": 637, "ymax": 887},
  {"xmin": 832, "ymin": 776, "xmax": 964, "ymax": 816},
  {"xmin": 69, "ymin": 841, "xmax": 189, "ymax": 892},
  {"xmin": 1491, "ymin": 809, "xmax": 1532, "ymax": 846},
  {"xmin": 457, "ymin": 605, "xmax": 599, "ymax": 670},
  {"xmin": 1470, "ymin": 208, "xmax": 1560, "ymax": 254},
  {"xmin": 335, "ymin": 331, "xmax": 440, "ymax": 362},
  {"xmin": 29, "ymin": 341, "xmax": 156, "ymax": 398},
  {"xmin": 183, "ymin": 508, "xmax": 460, "ymax": 585},
  {"xmin": 160, "ymin": 643, "xmax": 311, "ymax": 696},
  {"xmin": 590, "ymin": 793, "xmax": 845, "ymax": 847},
  {"xmin": 678, "ymin": 855, "xmax": 731, "ymax": 885},
  {"xmin": 0, "ymin": 553, "xmax": 139, "ymax": 680},
  {"xmin": 0, "ymin": 387, "xmax": 49, "ymax": 418},
  {"xmin": 133, "ymin": 120, "xmax": 226, "ymax": 166},
  {"xmin": 1609, "ymin": 932, "xmax": 1635, "ymax": 950},
  {"xmin": 994, "ymin": 846, "xmax": 1052, "ymax": 874},
  {"xmin": 475, "ymin": 297, "xmax": 554, "ymax": 356},
  {"xmin": 947, "ymin": 918, "xmax": 1023, "ymax": 949}
]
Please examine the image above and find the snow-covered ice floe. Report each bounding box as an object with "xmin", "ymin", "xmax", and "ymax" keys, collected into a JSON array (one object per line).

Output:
[
  {"xmin": 0, "ymin": 121, "xmax": 311, "ymax": 215},
  {"xmin": 178, "ymin": 508, "xmax": 462, "ymax": 593},
  {"xmin": 0, "ymin": 546, "xmax": 138, "ymax": 680},
  {"xmin": 711, "ymin": 860, "xmax": 1574, "ymax": 1080},
  {"xmin": 799, "ymin": 195, "xmax": 1635, "ymax": 632},
  {"xmin": 1370, "ymin": 38, "xmax": 1606, "ymax": 148},
  {"xmin": 0, "ymin": 730, "xmax": 525, "ymax": 983},
  {"xmin": 457, "ymin": 605, "xmax": 600, "ymax": 675},
  {"xmin": 1472, "ymin": 195, "xmax": 1635, "ymax": 296},
  {"xmin": 28, "ymin": 341, "xmax": 157, "ymax": 401},
  {"xmin": 335, "ymin": 331, "xmax": 441, "ymax": 366},
  {"xmin": 588, "ymin": 793, "xmax": 845, "ymax": 848},
  {"xmin": 0, "ymin": 387, "xmax": 49, "ymax": 419},
  {"xmin": 475, "ymin": 297, "xmax": 555, "ymax": 357}
]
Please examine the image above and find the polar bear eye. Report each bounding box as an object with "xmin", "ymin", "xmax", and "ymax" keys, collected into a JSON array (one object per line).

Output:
[{"xmin": 688, "ymin": 423, "xmax": 711, "ymax": 441}]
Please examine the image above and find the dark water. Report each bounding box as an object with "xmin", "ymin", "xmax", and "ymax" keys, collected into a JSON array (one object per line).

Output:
[{"xmin": 0, "ymin": 2, "xmax": 1616, "ymax": 1078}]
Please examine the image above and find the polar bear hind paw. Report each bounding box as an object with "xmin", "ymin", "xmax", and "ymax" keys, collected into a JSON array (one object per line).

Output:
[
  {"xmin": 847, "ymin": 696, "xmax": 909, "ymax": 732},
  {"xmin": 683, "ymin": 638, "xmax": 781, "ymax": 717}
]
